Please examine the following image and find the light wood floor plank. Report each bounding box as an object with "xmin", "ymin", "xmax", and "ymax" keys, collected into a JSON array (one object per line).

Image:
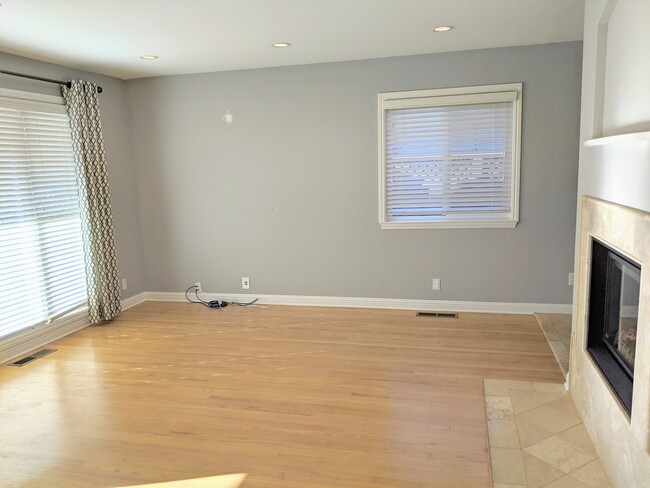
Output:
[{"xmin": 0, "ymin": 303, "xmax": 563, "ymax": 487}]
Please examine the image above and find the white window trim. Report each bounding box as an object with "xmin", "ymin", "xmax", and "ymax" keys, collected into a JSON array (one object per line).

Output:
[{"xmin": 378, "ymin": 83, "xmax": 523, "ymax": 230}]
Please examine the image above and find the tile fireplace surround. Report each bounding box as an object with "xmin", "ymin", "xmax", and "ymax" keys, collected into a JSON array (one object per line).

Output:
[{"xmin": 571, "ymin": 196, "xmax": 650, "ymax": 488}]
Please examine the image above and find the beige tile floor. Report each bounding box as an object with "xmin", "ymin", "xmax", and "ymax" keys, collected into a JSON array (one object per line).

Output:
[
  {"xmin": 535, "ymin": 314, "xmax": 572, "ymax": 377},
  {"xmin": 484, "ymin": 378, "xmax": 612, "ymax": 488}
]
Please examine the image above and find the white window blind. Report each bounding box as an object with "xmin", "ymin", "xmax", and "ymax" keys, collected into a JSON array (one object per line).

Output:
[
  {"xmin": 0, "ymin": 91, "xmax": 87, "ymax": 339},
  {"xmin": 379, "ymin": 84, "xmax": 522, "ymax": 229}
]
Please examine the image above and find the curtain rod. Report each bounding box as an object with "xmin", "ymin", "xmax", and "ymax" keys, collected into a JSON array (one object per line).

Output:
[{"xmin": 0, "ymin": 69, "xmax": 103, "ymax": 93}]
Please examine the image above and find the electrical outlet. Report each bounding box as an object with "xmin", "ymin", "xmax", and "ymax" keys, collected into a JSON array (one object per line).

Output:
[
  {"xmin": 568, "ymin": 273, "xmax": 575, "ymax": 286},
  {"xmin": 195, "ymin": 281, "xmax": 202, "ymax": 293},
  {"xmin": 121, "ymin": 278, "xmax": 127, "ymax": 290},
  {"xmin": 242, "ymin": 277, "xmax": 250, "ymax": 290},
  {"xmin": 432, "ymin": 278, "xmax": 441, "ymax": 291}
]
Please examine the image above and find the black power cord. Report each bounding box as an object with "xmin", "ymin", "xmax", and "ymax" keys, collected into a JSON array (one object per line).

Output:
[
  {"xmin": 185, "ymin": 286, "xmax": 228, "ymax": 308},
  {"xmin": 184, "ymin": 285, "xmax": 259, "ymax": 309}
]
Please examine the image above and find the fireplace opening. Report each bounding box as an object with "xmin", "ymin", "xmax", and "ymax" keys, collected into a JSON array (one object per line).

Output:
[{"xmin": 587, "ymin": 238, "xmax": 641, "ymax": 416}]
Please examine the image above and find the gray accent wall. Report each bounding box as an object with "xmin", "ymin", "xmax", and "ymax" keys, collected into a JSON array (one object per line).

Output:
[
  {"xmin": 0, "ymin": 52, "xmax": 146, "ymax": 299},
  {"xmin": 127, "ymin": 42, "xmax": 582, "ymax": 304}
]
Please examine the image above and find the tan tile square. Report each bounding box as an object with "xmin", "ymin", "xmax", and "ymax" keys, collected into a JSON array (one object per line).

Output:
[
  {"xmin": 486, "ymin": 395, "xmax": 514, "ymax": 420},
  {"xmin": 545, "ymin": 395, "xmax": 581, "ymax": 419},
  {"xmin": 570, "ymin": 459, "xmax": 612, "ymax": 488},
  {"xmin": 493, "ymin": 484, "xmax": 527, "ymax": 488},
  {"xmin": 547, "ymin": 313, "xmax": 571, "ymax": 326},
  {"xmin": 515, "ymin": 405, "xmax": 582, "ymax": 442},
  {"xmin": 522, "ymin": 451, "xmax": 564, "ymax": 488},
  {"xmin": 510, "ymin": 389, "xmax": 566, "ymax": 415},
  {"xmin": 541, "ymin": 323, "xmax": 562, "ymax": 341},
  {"xmin": 524, "ymin": 436, "xmax": 597, "ymax": 474},
  {"xmin": 556, "ymin": 424, "xmax": 597, "ymax": 457},
  {"xmin": 485, "ymin": 378, "xmax": 534, "ymax": 396},
  {"xmin": 560, "ymin": 336, "xmax": 571, "ymax": 349},
  {"xmin": 488, "ymin": 419, "xmax": 520, "ymax": 448},
  {"xmin": 555, "ymin": 321, "xmax": 572, "ymax": 336},
  {"xmin": 543, "ymin": 475, "xmax": 591, "ymax": 488},
  {"xmin": 516, "ymin": 414, "xmax": 555, "ymax": 448},
  {"xmin": 533, "ymin": 382, "xmax": 566, "ymax": 394},
  {"xmin": 490, "ymin": 447, "xmax": 527, "ymax": 485},
  {"xmin": 550, "ymin": 341, "xmax": 569, "ymax": 364}
]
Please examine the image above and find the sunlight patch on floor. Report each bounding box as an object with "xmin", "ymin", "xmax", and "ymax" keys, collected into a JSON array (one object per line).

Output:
[{"xmin": 116, "ymin": 473, "xmax": 247, "ymax": 488}]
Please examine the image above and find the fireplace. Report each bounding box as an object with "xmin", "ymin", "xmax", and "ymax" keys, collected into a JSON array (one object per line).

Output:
[
  {"xmin": 571, "ymin": 196, "xmax": 650, "ymax": 485},
  {"xmin": 587, "ymin": 238, "xmax": 641, "ymax": 415}
]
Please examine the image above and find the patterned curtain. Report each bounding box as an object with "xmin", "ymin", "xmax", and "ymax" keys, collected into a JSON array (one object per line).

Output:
[{"xmin": 62, "ymin": 80, "xmax": 121, "ymax": 323}]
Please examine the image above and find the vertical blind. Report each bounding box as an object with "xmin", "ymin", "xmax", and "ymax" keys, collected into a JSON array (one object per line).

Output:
[
  {"xmin": 383, "ymin": 95, "xmax": 517, "ymax": 223},
  {"xmin": 0, "ymin": 94, "xmax": 87, "ymax": 339}
]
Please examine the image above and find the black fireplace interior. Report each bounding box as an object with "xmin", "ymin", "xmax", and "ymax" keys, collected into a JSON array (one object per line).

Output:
[{"xmin": 587, "ymin": 238, "xmax": 641, "ymax": 416}]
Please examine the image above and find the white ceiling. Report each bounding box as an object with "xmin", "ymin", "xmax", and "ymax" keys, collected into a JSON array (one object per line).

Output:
[{"xmin": 0, "ymin": 0, "xmax": 584, "ymax": 80}]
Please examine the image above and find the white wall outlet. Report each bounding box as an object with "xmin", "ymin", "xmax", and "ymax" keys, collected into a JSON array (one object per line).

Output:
[
  {"xmin": 568, "ymin": 273, "xmax": 575, "ymax": 286},
  {"xmin": 194, "ymin": 281, "xmax": 202, "ymax": 292},
  {"xmin": 121, "ymin": 278, "xmax": 127, "ymax": 290},
  {"xmin": 242, "ymin": 277, "xmax": 250, "ymax": 290},
  {"xmin": 432, "ymin": 278, "xmax": 441, "ymax": 291}
]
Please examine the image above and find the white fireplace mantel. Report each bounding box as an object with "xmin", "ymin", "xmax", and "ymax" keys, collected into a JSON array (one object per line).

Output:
[
  {"xmin": 580, "ymin": 132, "xmax": 650, "ymax": 215},
  {"xmin": 584, "ymin": 131, "xmax": 650, "ymax": 147}
]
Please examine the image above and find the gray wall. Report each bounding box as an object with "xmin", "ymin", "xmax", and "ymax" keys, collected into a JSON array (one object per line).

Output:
[
  {"xmin": 0, "ymin": 52, "xmax": 146, "ymax": 299},
  {"xmin": 127, "ymin": 42, "xmax": 582, "ymax": 304}
]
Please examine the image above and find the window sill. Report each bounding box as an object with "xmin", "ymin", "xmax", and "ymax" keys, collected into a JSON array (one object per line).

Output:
[{"xmin": 380, "ymin": 220, "xmax": 518, "ymax": 230}]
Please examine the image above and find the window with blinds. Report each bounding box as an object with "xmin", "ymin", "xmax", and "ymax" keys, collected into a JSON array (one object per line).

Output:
[
  {"xmin": 0, "ymin": 89, "xmax": 87, "ymax": 340},
  {"xmin": 379, "ymin": 84, "xmax": 522, "ymax": 229}
]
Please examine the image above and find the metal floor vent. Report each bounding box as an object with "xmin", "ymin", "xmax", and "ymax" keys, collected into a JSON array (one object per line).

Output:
[
  {"xmin": 7, "ymin": 349, "xmax": 56, "ymax": 367},
  {"xmin": 417, "ymin": 312, "xmax": 459, "ymax": 318}
]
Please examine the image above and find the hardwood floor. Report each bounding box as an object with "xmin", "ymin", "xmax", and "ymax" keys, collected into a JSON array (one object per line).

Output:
[{"xmin": 0, "ymin": 303, "xmax": 564, "ymax": 488}]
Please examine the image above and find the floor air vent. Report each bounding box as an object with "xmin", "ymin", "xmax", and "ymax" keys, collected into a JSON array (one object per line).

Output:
[
  {"xmin": 7, "ymin": 349, "xmax": 56, "ymax": 367},
  {"xmin": 417, "ymin": 312, "xmax": 459, "ymax": 318}
]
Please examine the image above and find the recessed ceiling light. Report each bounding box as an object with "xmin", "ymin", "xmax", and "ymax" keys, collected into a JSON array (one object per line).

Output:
[
  {"xmin": 140, "ymin": 55, "xmax": 159, "ymax": 60},
  {"xmin": 272, "ymin": 42, "xmax": 292, "ymax": 48},
  {"xmin": 432, "ymin": 25, "xmax": 454, "ymax": 32}
]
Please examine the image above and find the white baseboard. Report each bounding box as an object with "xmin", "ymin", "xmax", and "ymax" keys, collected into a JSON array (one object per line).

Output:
[
  {"xmin": 121, "ymin": 291, "xmax": 148, "ymax": 311},
  {"xmin": 0, "ymin": 310, "xmax": 90, "ymax": 365},
  {"xmin": 142, "ymin": 291, "xmax": 572, "ymax": 315}
]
